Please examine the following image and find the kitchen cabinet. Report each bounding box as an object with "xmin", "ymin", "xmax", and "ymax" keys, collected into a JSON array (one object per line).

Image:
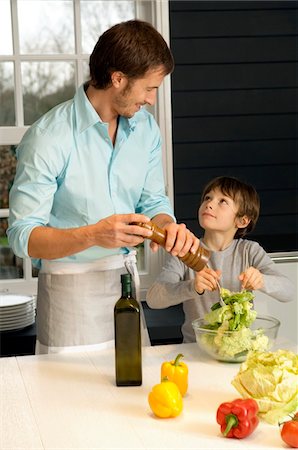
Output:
[{"xmin": 0, "ymin": 323, "xmax": 36, "ymax": 357}]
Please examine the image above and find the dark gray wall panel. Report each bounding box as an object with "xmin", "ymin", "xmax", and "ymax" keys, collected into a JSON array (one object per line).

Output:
[
  {"xmin": 174, "ymin": 165, "xmax": 296, "ymax": 194},
  {"xmin": 172, "ymin": 37, "xmax": 296, "ymax": 64},
  {"xmin": 172, "ymin": 62, "xmax": 298, "ymax": 91},
  {"xmin": 170, "ymin": 9, "xmax": 297, "ymax": 37},
  {"xmin": 174, "ymin": 140, "xmax": 296, "ymax": 168},
  {"xmin": 172, "ymin": 89, "xmax": 297, "ymax": 117},
  {"xmin": 174, "ymin": 115, "xmax": 296, "ymax": 142},
  {"xmin": 170, "ymin": 1, "xmax": 295, "ymax": 11}
]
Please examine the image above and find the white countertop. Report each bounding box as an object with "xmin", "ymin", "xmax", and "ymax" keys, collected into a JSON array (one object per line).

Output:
[{"xmin": 1, "ymin": 341, "xmax": 296, "ymax": 450}]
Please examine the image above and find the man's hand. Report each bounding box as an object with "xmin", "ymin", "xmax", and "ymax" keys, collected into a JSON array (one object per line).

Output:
[
  {"xmin": 150, "ymin": 221, "xmax": 201, "ymax": 257},
  {"xmin": 194, "ymin": 267, "xmax": 221, "ymax": 294},
  {"xmin": 91, "ymin": 214, "xmax": 153, "ymax": 248},
  {"xmin": 28, "ymin": 213, "xmax": 153, "ymax": 260},
  {"xmin": 239, "ymin": 267, "xmax": 264, "ymax": 290}
]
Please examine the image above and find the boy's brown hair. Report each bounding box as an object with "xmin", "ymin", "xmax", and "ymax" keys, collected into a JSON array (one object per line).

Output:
[
  {"xmin": 89, "ymin": 20, "xmax": 174, "ymax": 89},
  {"xmin": 201, "ymin": 176, "xmax": 260, "ymax": 238}
]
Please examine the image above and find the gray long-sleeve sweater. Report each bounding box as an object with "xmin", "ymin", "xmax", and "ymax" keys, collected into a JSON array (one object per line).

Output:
[{"xmin": 146, "ymin": 239, "xmax": 295, "ymax": 342}]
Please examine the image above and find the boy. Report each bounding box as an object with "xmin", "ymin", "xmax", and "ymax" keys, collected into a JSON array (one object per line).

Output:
[{"xmin": 146, "ymin": 176, "xmax": 294, "ymax": 343}]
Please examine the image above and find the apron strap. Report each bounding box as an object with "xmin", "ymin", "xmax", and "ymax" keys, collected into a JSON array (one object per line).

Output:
[
  {"xmin": 124, "ymin": 251, "xmax": 151, "ymax": 346},
  {"xmin": 124, "ymin": 251, "xmax": 140, "ymax": 302}
]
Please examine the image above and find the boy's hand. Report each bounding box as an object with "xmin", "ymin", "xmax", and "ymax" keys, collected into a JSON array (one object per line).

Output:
[
  {"xmin": 239, "ymin": 267, "xmax": 264, "ymax": 290},
  {"xmin": 194, "ymin": 268, "xmax": 221, "ymax": 294}
]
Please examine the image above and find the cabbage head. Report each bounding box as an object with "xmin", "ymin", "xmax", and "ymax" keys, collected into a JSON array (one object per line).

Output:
[{"xmin": 232, "ymin": 349, "xmax": 298, "ymax": 424}]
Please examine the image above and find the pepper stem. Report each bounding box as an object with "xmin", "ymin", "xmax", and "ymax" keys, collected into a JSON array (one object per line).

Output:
[
  {"xmin": 174, "ymin": 353, "xmax": 184, "ymax": 366},
  {"xmin": 223, "ymin": 414, "xmax": 239, "ymax": 436},
  {"xmin": 161, "ymin": 376, "xmax": 169, "ymax": 382}
]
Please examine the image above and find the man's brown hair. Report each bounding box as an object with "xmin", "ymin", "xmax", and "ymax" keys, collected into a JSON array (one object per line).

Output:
[
  {"xmin": 89, "ymin": 20, "xmax": 174, "ymax": 89},
  {"xmin": 201, "ymin": 176, "xmax": 260, "ymax": 238}
]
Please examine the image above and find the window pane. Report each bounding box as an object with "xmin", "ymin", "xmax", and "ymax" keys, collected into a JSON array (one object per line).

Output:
[
  {"xmin": 22, "ymin": 61, "xmax": 75, "ymax": 125},
  {"xmin": 0, "ymin": 219, "xmax": 23, "ymax": 280},
  {"xmin": 0, "ymin": 0, "xmax": 13, "ymax": 54},
  {"xmin": 0, "ymin": 145, "xmax": 23, "ymax": 280},
  {"xmin": 0, "ymin": 145, "xmax": 17, "ymax": 209},
  {"xmin": 82, "ymin": 59, "xmax": 90, "ymax": 82},
  {"xmin": 81, "ymin": 1, "xmax": 135, "ymax": 54},
  {"xmin": 0, "ymin": 62, "xmax": 15, "ymax": 126},
  {"xmin": 18, "ymin": 0, "xmax": 74, "ymax": 54}
]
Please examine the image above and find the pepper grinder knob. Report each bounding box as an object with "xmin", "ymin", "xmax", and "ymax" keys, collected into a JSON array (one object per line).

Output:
[{"xmin": 132, "ymin": 221, "xmax": 210, "ymax": 272}]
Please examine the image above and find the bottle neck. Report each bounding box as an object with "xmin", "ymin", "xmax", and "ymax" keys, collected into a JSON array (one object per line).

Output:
[{"xmin": 121, "ymin": 283, "xmax": 132, "ymax": 298}]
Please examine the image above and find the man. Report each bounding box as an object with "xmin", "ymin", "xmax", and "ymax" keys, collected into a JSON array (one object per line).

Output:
[{"xmin": 8, "ymin": 20, "xmax": 199, "ymax": 353}]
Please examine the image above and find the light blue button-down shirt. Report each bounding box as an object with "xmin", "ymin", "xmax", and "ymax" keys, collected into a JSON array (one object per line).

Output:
[{"xmin": 8, "ymin": 84, "xmax": 174, "ymax": 267}]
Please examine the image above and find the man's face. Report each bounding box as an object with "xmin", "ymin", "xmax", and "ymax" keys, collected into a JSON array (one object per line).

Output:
[{"xmin": 112, "ymin": 67, "xmax": 165, "ymax": 118}]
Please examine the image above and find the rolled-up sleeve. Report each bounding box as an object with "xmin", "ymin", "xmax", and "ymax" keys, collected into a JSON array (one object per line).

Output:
[{"xmin": 7, "ymin": 129, "xmax": 65, "ymax": 258}]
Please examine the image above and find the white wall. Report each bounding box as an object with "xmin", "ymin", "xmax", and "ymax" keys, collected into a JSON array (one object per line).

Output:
[{"xmin": 253, "ymin": 261, "xmax": 298, "ymax": 345}]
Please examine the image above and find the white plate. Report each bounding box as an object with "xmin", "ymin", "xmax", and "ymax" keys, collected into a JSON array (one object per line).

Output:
[
  {"xmin": 0, "ymin": 320, "xmax": 34, "ymax": 329},
  {"xmin": 0, "ymin": 312, "xmax": 35, "ymax": 325},
  {"xmin": 0, "ymin": 294, "xmax": 35, "ymax": 308},
  {"xmin": 0, "ymin": 317, "xmax": 35, "ymax": 331},
  {"xmin": 0, "ymin": 304, "xmax": 35, "ymax": 317},
  {"xmin": 0, "ymin": 311, "xmax": 35, "ymax": 322}
]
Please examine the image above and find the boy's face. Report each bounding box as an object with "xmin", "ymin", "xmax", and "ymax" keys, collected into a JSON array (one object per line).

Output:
[{"xmin": 198, "ymin": 188, "xmax": 245, "ymax": 234}]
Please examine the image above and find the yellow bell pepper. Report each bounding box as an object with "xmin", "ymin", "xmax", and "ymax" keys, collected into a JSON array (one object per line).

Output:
[
  {"xmin": 161, "ymin": 353, "xmax": 188, "ymax": 396},
  {"xmin": 148, "ymin": 378, "xmax": 183, "ymax": 418}
]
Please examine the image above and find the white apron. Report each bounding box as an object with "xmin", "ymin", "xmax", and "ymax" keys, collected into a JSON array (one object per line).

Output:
[{"xmin": 35, "ymin": 252, "xmax": 150, "ymax": 354}]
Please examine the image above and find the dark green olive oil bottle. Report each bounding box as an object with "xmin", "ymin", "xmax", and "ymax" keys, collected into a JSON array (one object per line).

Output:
[{"xmin": 114, "ymin": 273, "xmax": 142, "ymax": 386}]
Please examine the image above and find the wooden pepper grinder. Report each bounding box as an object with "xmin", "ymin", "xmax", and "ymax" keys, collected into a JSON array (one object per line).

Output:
[{"xmin": 132, "ymin": 221, "xmax": 211, "ymax": 272}]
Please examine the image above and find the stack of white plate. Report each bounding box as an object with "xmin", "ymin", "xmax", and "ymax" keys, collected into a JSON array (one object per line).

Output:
[{"xmin": 0, "ymin": 294, "xmax": 36, "ymax": 332}]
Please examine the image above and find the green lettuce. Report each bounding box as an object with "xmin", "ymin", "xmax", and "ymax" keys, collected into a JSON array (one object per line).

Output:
[
  {"xmin": 205, "ymin": 289, "xmax": 256, "ymax": 332},
  {"xmin": 201, "ymin": 289, "xmax": 268, "ymax": 361},
  {"xmin": 232, "ymin": 349, "xmax": 298, "ymax": 424},
  {"xmin": 200, "ymin": 324, "xmax": 269, "ymax": 360}
]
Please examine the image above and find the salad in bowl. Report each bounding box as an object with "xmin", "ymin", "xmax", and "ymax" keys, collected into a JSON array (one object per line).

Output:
[{"xmin": 192, "ymin": 289, "xmax": 280, "ymax": 362}]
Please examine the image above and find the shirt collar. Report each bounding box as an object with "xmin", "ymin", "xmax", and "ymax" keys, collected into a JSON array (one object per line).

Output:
[
  {"xmin": 127, "ymin": 116, "xmax": 137, "ymax": 131},
  {"xmin": 74, "ymin": 83, "xmax": 138, "ymax": 134},
  {"xmin": 74, "ymin": 84, "xmax": 100, "ymax": 133}
]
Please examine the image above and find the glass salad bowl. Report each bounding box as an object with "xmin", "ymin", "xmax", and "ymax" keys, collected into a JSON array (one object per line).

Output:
[{"xmin": 192, "ymin": 315, "xmax": 280, "ymax": 363}]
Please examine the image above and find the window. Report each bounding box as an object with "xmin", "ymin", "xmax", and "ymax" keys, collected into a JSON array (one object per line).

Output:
[{"xmin": 0, "ymin": 0, "xmax": 173, "ymax": 297}]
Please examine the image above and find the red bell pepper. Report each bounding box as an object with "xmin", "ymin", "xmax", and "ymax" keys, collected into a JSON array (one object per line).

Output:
[{"xmin": 216, "ymin": 398, "xmax": 259, "ymax": 439}]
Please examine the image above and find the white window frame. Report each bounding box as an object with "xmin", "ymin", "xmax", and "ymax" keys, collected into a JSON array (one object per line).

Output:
[
  {"xmin": 0, "ymin": 0, "xmax": 173, "ymax": 298},
  {"xmin": 138, "ymin": 0, "xmax": 174, "ymax": 297}
]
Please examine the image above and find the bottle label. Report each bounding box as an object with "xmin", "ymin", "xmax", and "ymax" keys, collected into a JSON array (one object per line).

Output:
[{"xmin": 115, "ymin": 310, "xmax": 142, "ymax": 386}]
